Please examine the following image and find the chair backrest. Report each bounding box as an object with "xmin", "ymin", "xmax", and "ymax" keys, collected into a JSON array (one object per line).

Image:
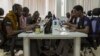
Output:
[
  {"xmin": 91, "ymin": 17, "xmax": 100, "ymax": 35},
  {"xmin": 0, "ymin": 18, "xmax": 5, "ymax": 46}
]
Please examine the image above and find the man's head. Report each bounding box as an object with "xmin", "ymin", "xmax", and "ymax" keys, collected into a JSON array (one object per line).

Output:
[
  {"xmin": 87, "ymin": 10, "xmax": 92, "ymax": 16},
  {"xmin": 0, "ymin": 8, "xmax": 4, "ymax": 16},
  {"xmin": 33, "ymin": 11, "xmax": 40, "ymax": 18},
  {"xmin": 66, "ymin": 12, "xmax": 70, "ymax": 19},
  {"xmin": 48, "ymin": 11, "xmax": 52, "ymax": 17},
  {"xmin": 73, "ymin": 5, "xmax": 83, "ymax": 17},
  {"xmin": 12, "ymin": 4, "xmax": 22, "ymax": 17},
  {"xmin": 23, "ymin": 7, "xmax": 29, "ymax": 17}
]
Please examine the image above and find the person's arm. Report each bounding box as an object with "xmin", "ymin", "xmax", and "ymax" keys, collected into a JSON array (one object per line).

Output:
[
  {"xmin": 76, "ymin": 26, "xmax": 89, "ymax": 34},
  {"xmin": 25, "ymin": 22, "xmax": 39, "ymax": 30},
  {"xmin": 4, "ymin": 19, "xmax": 23, "ymax": 38},
  {"xmin": 6, "ymin": 25, "xmax": 23, "ymax": 37},
  {"xmin": 64, "ymin": 22, "xmax": 77, "ymax": 28},
  {"xmin": 71, "ymin": 19, "xmax": 90, "ymax": 34}
]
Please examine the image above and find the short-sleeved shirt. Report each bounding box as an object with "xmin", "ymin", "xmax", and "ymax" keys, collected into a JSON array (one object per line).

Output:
[
  {"xmin": 77, "ymin": 16, "xmax": 90, "ymax": 30},
  {"xmin": 69, "ymin": 18, "xmax": 76, "ymax": 24}
]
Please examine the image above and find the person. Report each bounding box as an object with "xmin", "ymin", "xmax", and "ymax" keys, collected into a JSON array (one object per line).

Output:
[
  {"xmin": 1, "ymin": 4, "xmax": 24, "ymax": 56},
  {"xmin": 87, "ymin": 10, "xmax": 92, "ymax": 19},
  {"xmin": 19, "ymin": 7, "xmax": 30, "ymax": 29},
  {"xmin": 27, "ymin": 11, "xmax": 41, "ymax": 56},
  {"xmin": 55, "ymin": 5, "xmax": 91, "ymax": 56},
  {"xmin": 42, "ymin": 11, "xmax": 53, "ymax": 49},
  {"xmin": 66, "ymin": 12, "xmax": 70, "ymax": 22},
  {"xmin": 0, "ymin": 8, "xmax": 4, "ymax": 47},
  {"xmin": 0, "ymin": 8, "xmax": 4, "ymax": 16},
  {"xmin": 32, "ymin": 11, "xmax": 41, "ymax": 24},
  {"xmin": 45, "ymin": 11, "xmax": 52, "ymax": 19},
  {"xmin": 64, "ymin": 10, "xmax": 79, "ymax": 29},
  {"xmin": 70, "ymin": 5, "xmax": 90, "ymax": 33},
  {"xmin": 70, "ymin": 5, "xmax": 91, "ymax": 52},
  {"xmin": 0, "ymin": 8, "xmax": 4, "ymax": 30}
]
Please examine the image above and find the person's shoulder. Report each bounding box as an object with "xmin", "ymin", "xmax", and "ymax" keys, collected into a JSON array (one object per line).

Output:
[
  {"xmin": 84, "ymin": 16, "xmax": 89, "ymax": 19},
  {"xmin": 84, "ymin": 16, "xmax": 90, "ymax": 21},
  {"xmin": 2, "ymin": 17, "xmax": 12, "ymax": 25}
]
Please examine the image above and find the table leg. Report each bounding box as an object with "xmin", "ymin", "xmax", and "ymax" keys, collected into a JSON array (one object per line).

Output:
[
  {"xmin": 74, "ymin": 37, "xmax": 81, "ymax": 56},
  {"xmin": 23, "ymin": 38, "xmax": 30, "ymax": 56}
]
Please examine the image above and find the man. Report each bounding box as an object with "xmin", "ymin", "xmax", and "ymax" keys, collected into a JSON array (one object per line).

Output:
[
  {"xmin": 70, "ymin": 5, "xmax": 90, "ymax": 34},
  {"xmin": 55, "ymin": 5, "xmax": 90, "ymax": 56},
  {"xmin": 66, "ymin": 12, "xmax": 70, "ymax": 22},
  {"xmin": 20, "ymin": 7, "xmax": 30, "ymax": 29},
  {"xmin": 2, "ymin": 4, "xmax": 23, "ymax": 56}
]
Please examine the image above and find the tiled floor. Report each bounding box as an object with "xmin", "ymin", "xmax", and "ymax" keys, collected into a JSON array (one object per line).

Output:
[{"xmin": 0, "ymin": 46, "xmax": 100, "ymax": 56}]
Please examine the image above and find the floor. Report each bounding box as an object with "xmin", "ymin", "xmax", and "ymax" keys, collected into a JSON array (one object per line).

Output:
[{"xmin": 0, "ymin": 46, "xmax": 100, "ymax": 56}]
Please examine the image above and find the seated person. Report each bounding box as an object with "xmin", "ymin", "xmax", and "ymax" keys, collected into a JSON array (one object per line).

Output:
[
  {"xmin": 0, "ymin": 8, "xmax": 4, "ymax": 47},
  {"xmin": 66, "ymin": 12, "xmax": 70, "ymax": 22},
  {"xmin": 29, "ymin": 11, "xmax": 41, "ymax": 24},
  {"xmin": 27, "ymin": 11, "xmax": 42, "ymax": 56},
  {"xmin": 69, "ymin": 5, "xmax": 90, "ymax": 34},
  {"xmin": 45, "ymin": 11, "xmax": 52, "ymax": 19},
  {"xmin": 19, "ymin": 7, "xmax": 30, "ymax": 29},
  {"xmin": 55, "ymin": 5, "xmax": 90, "ymax": 56},
  {"xmin": 1, "ymin": 4, "xmax": 24, "ymax": 56},
  {"xmin": 87, "ymin": 10, "xmax": 92, "ymax": 19},
  {"xmin": 0, "ymin": 8, "xmax": 4, "ymax": 18},
  {"xmin": 63, "ymin": 10, "xmax": 79, "ymax": 29}
]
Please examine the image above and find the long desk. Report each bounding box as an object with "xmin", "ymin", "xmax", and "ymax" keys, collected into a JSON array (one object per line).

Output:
[{"xmin": 18, "ymin": 32, "xmax": 87, "ymax": 56}]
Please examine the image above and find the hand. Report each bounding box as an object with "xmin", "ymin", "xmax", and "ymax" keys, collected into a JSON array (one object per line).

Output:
[
  {"xmin": 70, "ymin": 27, "xmax": 76, "ymax": 32},
  {"xmin": 23, "ymin": 26, "xmax": 32, "ymax": 31}
]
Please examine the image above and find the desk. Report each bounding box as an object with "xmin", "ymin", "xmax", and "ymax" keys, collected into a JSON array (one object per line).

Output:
[{"xmin": 18, "ymin": 32, "xmax": 87, "ymax": 56}]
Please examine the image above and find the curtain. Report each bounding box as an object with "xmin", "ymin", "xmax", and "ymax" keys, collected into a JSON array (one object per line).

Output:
[
  {"xmin": 75, "ymin": 0, "xmax": 100, "ymax": 12},
  {"xmin": 0, "ymin": 0, "xmax": 100, "ymax": 17}
]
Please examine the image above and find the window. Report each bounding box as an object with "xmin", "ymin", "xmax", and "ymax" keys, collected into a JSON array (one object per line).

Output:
[{"xmin": 61, "ymin": 0, "xmax": 66, "ymax": 16}]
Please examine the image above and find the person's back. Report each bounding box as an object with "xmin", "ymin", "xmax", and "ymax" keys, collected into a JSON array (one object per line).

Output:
[
  {"xmin": 2, "ymin": 4, "xmax": 23, "ymax": 56},
  {"xmin": 0, "ymin": 8, "xmax": 5, "ymax": 47}
]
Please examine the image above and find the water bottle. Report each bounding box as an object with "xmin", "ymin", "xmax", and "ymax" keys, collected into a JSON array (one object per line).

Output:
[{"xmin": 52, "ymin": 19, "xmax": 61, "ymax": 35}]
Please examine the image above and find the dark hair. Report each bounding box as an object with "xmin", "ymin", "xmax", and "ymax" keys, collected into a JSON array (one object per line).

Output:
[
  {"xmin": 12, "ymin": 4, "xmax": 21, "ymax": 11},
  {"xmin": 98, "ymin": 8, "xmax": 100, "ymax": 15},
  {"xmin": 87, "ymin": 10, "xmax": 92, "ymax": 16},
  {"xmin": 0, "ymin": 8, "xmax": 4, "ymax": 16},
  {"xmin": 66, "ymin": 12, "xmax": 70, "ymax": 18},
  {"xmin": 71, "ymin": 10, "xmax": 73, "ymax": 13},
  {"xmin": 48, "ymin": 11, "xmax": 52, "ymax": 17},
  {"xmin": 23, "ymin": 7, "xmax": 29, "ymax": 13},
  {"xmin": 33, "ymin": 11, "xmax": 39, "ymax": 17},
  {"xmin": 92, "ymin": 8, "xmax": 100, "ymax": 16},
  {"xmin": 73, "ymin": 5, "xmax": 83, "ymax": 12}
]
